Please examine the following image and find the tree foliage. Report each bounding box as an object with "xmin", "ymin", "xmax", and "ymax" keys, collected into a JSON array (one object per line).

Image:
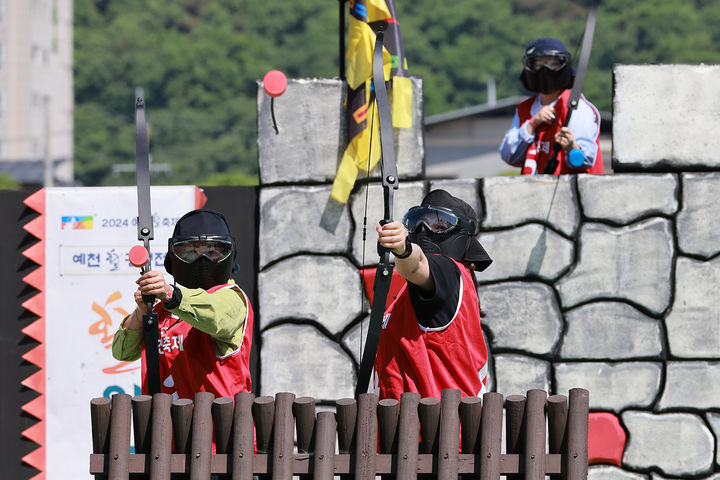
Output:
[{"xmin": 74, "ymin": 0, "xmax": 720, "ymax": 186}]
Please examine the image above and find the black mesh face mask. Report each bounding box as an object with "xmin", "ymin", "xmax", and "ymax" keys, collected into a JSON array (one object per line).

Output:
[{"xmin": 163, "ymin": 209, "xmax": 236, "ymax": 290}]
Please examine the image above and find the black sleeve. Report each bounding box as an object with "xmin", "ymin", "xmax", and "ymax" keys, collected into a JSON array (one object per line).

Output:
[{"xmin": 407, "ymin": 254, "xmax": 462, "ymax": 330}]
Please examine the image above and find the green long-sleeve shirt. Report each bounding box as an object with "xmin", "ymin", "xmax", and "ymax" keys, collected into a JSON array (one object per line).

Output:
[{"xmin": 112, "ymin": 280, "xmax": 248, "ymax": 361}]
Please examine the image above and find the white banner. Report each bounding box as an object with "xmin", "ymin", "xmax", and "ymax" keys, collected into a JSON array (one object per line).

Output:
[{"xmin": 44, "ymin": 186, "xmax": 201, "ymax": 480}]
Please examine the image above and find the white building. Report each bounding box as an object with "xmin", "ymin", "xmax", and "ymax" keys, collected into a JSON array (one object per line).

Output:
[{"xmin": 0, "ymin": 0, "xmax": 73, "ymax": 186}]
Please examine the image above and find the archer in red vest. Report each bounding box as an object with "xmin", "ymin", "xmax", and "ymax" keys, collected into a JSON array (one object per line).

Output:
[
  {"xmin": 500, "ymin": 37, "xmax": 604, "ymax": 175},
  {"xmin": 112, "ymin": 209, "xmax": 253, "ymax": 401},
  {"xmin": 374, "ymin": 190, "xmax": 493, "ymax": 400}
]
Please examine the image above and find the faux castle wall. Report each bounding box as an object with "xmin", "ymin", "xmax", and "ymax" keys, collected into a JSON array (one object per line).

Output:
[{"xmin": 256, "ymin": 72, "xmax": 720, "ymax": 478}]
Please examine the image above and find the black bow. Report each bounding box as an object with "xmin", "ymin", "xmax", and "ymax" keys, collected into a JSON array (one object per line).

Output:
[{"xmin": 355, "ymin": 29, "xmax": 399, "ymax": 397}]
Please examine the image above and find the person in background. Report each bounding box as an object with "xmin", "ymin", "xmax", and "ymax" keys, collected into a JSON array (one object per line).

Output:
[
  {"xmin": 112, "ymin": 208, "xmax": 253, "ymax": 400},
  {"xmin": 373, "ymin": 189, "xmax": 492, "ymax": 400},
  {"xmin": 500, "ymin": 37, "xmax": 604, "ymax": 175}
]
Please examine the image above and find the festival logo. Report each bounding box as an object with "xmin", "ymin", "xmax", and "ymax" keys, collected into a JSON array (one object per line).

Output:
[{"xmin": 61, "ymin": 215, "xmax": 94, "ymax": 230}]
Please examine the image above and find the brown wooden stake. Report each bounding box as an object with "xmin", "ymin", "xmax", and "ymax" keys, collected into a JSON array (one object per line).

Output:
[
  {"xmin": 90, "ymin": 397, "xmax": 111, "ymax": 480},
  {"xmin": 478, "ymin": 392, "xmax": 502, "ymax": 480},
  {"xmin": 438, "ymin": 389, "xmax": 461, "ymax": 480},
  {"xmin": 504, "ymin": 394, "xmax": 525, "ymax": 480},
  {"xmin": 336, "ymin": 398, "xmax": 357, "ymax": 454},
  {"xmin": 132, "ymin": 395, "xmax": 153, "ymax": 456},
  {"xmin": 253, "ymin": 396, "xmax": 276, "ymax": 454},
  {"xmin": 354, "ymin": 393, "xmax": 379, "ymax": 480},
  {"xmin": 396, "ymin": 392, "xmax": 420, "ymax": 480},
  {"xmin": 272, "ymin": 392, "xmax": 296, "ymax": 480},
  {"xmin": 524, "ymin": 390, "xmax": 547, "ymax": 480},
  {"xmin": 171, "ymin": 398, "xmax": 194, "ymax": 455},
  {"xmin": 232, "ymin": 392, "xmax": 256, "ymax": 480},
  {"xmin": 294, "ymin": 397, "xmax": 316, "ymax": 454},
  {"xmin": 149, "ymin": 393, "xmax": 173, "ymax": 480},
  {"xmin": 566, "ymin": 389, "xmax": 589, "ymax": 480},
  {"xmin": 189, "ymin": 391, "xmax": 215, "ymax": 480},
  {"xmin": 107, "ymin": 393, "xmax": 132, "ymax": 480},
  {"xmin": 314, "ymin": 411, "xmax": 336, "ymax": 480},
  {"xmin": 418, "ymin": 397, "xmax": 440, "ymax": 454},
  {"xmin": 378, "ymin": 398, "xmax": 399, "ymax": 454}
]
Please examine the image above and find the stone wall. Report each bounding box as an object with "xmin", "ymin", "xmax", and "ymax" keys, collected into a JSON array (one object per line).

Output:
[{"xmin": 255, "ymin": 68, "xmax": 720, "ymax": 478}]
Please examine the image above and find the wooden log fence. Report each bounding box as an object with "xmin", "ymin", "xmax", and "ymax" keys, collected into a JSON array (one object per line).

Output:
[{"xmin": 89, "ymin": 388, "xmax": 589, "ymax": 480}]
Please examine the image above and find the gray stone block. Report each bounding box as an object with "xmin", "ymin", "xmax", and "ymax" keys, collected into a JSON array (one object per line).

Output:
[
  {"xmin": 589, "ymin": 466, "xmax": 648, "ymax": 480},
  {"xmin": 258, "ymin": 79, "xmax": 344, "ymax": 184},
  {"xmin": 428, "ymin": 178, "xmax": 481, "ymax": 217},
  {"xmin": 258, "ymin": 186, "xmax": 351, "ymax": 269},
  {"xmin": 257, "ymin": 255, "xmax": 362, "ymax": 334},
  {"xmin": 483, "ymin": 176, "xmax": 579, "ymax": 236},
  {"xmin": 678, "ymin": 173, "xmax": 720, "ymax": 258},
  {"xmin": 478, "ymin": 282, "xmax": 562, "ymax": 355},
  {"xmin": 556, "ymin": 218, "xmax": 674, "ymax": 315},
  {"xmin": 578, "ymin": 174, "xmax": 678, "ymax": 224},
  {"xmin": 555, "ymin": 362, "xmax": 661, "ymax": 411},
  {"xmin": 493, "ymin": 353, "xmax": 550, "ymax": 396},
  {"xmin": 613, "ymin": 64, "xmax": 720, "ymax": 170},
  {"xmin": 349, "ymin": 182, "xmax": 425, "ymax": 266},
  {"xmin": 659, "ymin": 362, "xmax": 720, "ymax": 410},
  {"xmin": 341, "ymin": 315, "xmax": 369, "ymax": 365},
  {"xmin": 478, "ymin": 224, "xmax": 574, "ymax": 282},
  {"xmin": 260, "ymin": 323, "xmax": 355, "ymax": 399},
  {"xmin": 257, "ymin": 77, "xmax": 424, "ymax": 185},
  {"xmin": 652, "ymin": 474, "xmax": 720, "ymax": 480},
  {"xmin": 666, "ymin": 256, "xmax": 720, "ymax": 358},
  {"xmin": 561, "ymin": 302, "xmax": 663, "ymax": 359},
  {"xmin": 622, "ymin": 411, "xmax": 714, "ymax": 476},
  {"xmin": 706, "ymin": 412, "xmax": 720, "ymax": 468}
]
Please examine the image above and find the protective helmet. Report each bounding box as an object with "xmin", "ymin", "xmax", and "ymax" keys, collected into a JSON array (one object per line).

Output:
[
  {"xmin": 402, "ymin": 190, "xmax": 492, "ymax": 271},
  {"xmin": 519, "ymin": 37, "xmax": 574, "ymax": 94},
  {"xmin": 164, "ymin": 209, "xmax": 237, "ymax": 289}
]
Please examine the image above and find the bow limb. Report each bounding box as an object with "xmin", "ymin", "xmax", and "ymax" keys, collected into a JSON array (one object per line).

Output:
[
  {"xmin": 542, "ymin": 0, "xmax": 598, "ymax": 174},
  {"xmin": 355, "ymin": 29, "xmax": 399, "ymax": 397},
  {"xmin": 135, "ymin": 97, "xmax": 161, "ymax": 395}
]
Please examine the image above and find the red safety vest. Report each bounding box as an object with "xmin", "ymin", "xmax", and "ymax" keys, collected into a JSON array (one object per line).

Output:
[
  {"xmin": 141, "ymin": 284, "xmax": 253, "ymax": 400},
  {"xmin": 517, "ymin": 89, "xmax": 604, "ymax": 175},
  {"xmin": 374, "ymin": 258, "xmax": 489, "ymax": 400}
]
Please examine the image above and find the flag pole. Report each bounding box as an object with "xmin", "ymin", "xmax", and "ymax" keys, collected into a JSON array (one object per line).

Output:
[{"xmin": 338, "ymin": 0, "xmax": 346, "ymax": 80}]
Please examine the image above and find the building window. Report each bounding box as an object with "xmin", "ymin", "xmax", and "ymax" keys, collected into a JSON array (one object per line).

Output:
[
  {"xmin": 0, "ymin": 43, "xmax": 4, "ymax": 72},
  {"xmin": 0, "ymin": 90, "xmax": 4, "ymax": 119},
  {"xmin": 0, "ymin": 0, "xmax": 4, "ymax": 24}
]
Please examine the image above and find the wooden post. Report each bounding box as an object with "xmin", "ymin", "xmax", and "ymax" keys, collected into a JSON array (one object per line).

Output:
[
  {"xmin": 336, "ymin": 398, "xmax": 357, "ymax": 454},
  {"xmin": 505, "ymin": 395, "xmax": 526, "ymax": 480},
  {"xmin": 437, "ymin": 389, "xmax": 461, "ymax": 480},
  {"xmin": 459, "ymin": 396, "xmax": 482, "ymax": 454},
  {"xmin": 566, "ymin": 389, "xmax": 589, "ymax": 480},
  {"xmin": 90, "ymin": 397, "xmax": 111, "ymax": 480},
  {"xmin": 314, "ymin": 411, "xmax": 336, "ymax": 480},
  {"xmin": 213, "ymin": 397, "xmax": 235, "ymax": 455},
  {"xmin": 171, "ymin": 398, "xmax": 194, "ymax": 455},
  {"xmin": 294, "ymin": 397, "xmax": 316, "ymax": 454},
  {"xmin": 354, "ymin": 393, "xmax": 379, "ymax": 480},
  {"xmin": 478, "ymin": 392, "xmax": 502, "ymax": 480},
  {"xmin": 107, "ymin": 393, "xmax": 131, "ymax": 480},
  {"xmin": 149, "ymin": 393, "xmax": 173, "ymax": 480},
  {"xmin": 396, "ymin": 392, "xmax": 420, "ymax": 480},
  {"xmin": 418, "ymin": 397, "xmax": 440, "ymax": 454},
  {"xmin": 132, "ymin": 395, "xmax": 153, "ymax": 456},
  {"xmin": 378, "ymin": 398, "xmax": 399, "ymax": 454},
  {"xmin": 548, "ymin": 395, "xmax": 569, "ymax": 480},
  {"xmin": 524, "ymin": 390, "xmax": 547, "ymax": 480},
  {"xmin": 253, "ymin": 396, "xmax": 275, "ymax": 454},
  {"xmin": 272, "ymin": 392, "xmax": 296, "ymax": 480},
  {"xmin": 232, "ymin": 392, "xmax": 256, "ymax": 480},
  {"xmin": 189, "ymin": 391, "xmax": 215, "ymax": 480}
]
